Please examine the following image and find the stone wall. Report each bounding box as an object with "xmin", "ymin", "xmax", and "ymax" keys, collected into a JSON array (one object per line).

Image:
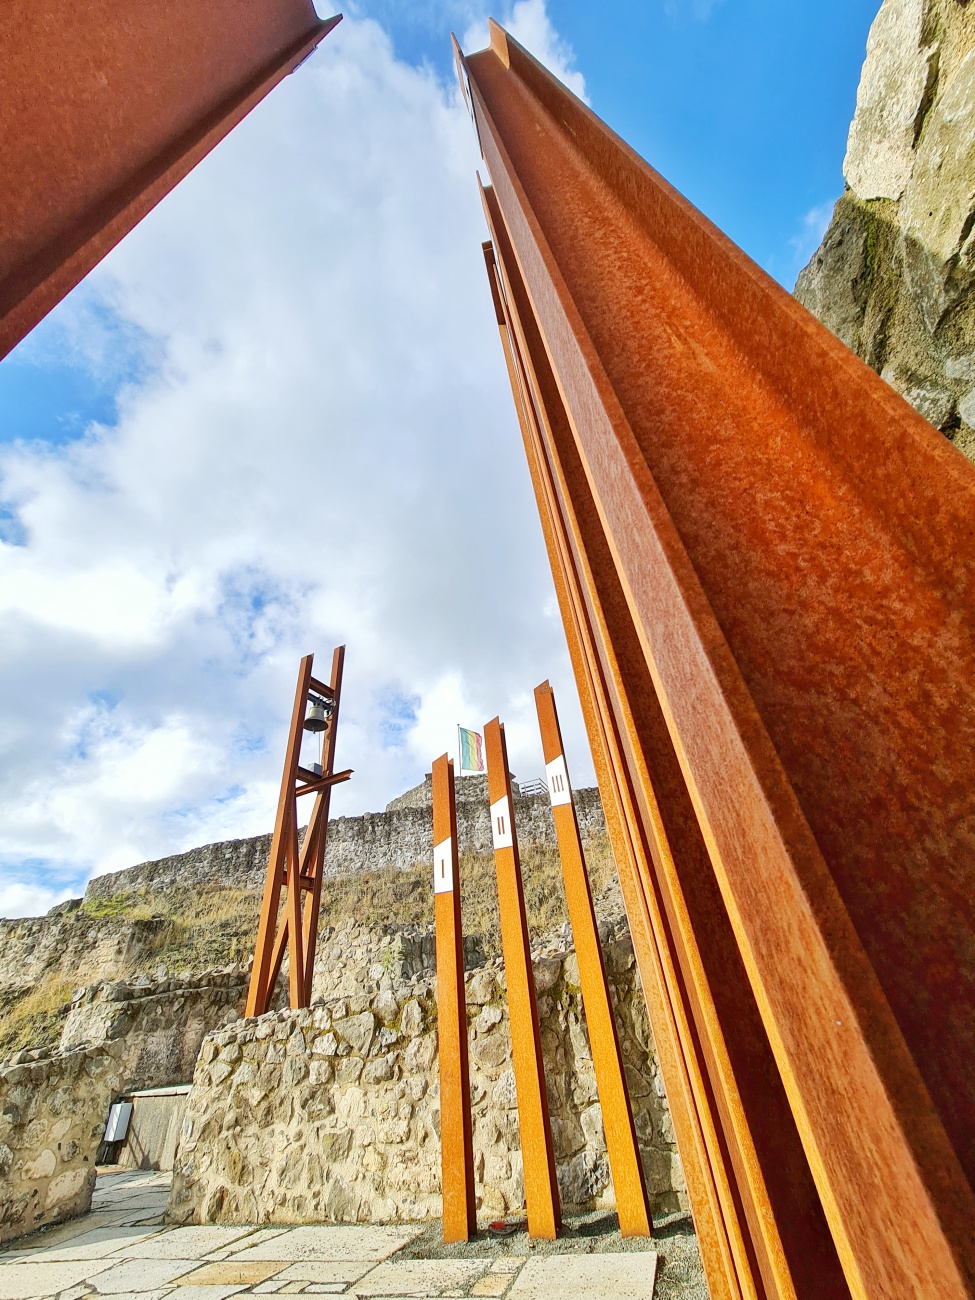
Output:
[
  {"xmin": 0, "ymin": 966, "xmax": 247, "ymax": 1243},
  {"xmin": 0, "ymin": 1042, "xmax": 124, "ymax": 1243},
  {"xmin": 796, "ymin": 0, "xmax": 975, "ymax": 460},
  {"xmin": 59, "ymin": 967, "xmax": 249, "ymax": 1079},
  {"xmin": 84, "ymin": 784, "xmax": 606, "ymax": 902},
  {"xmin": 169, "ymin": 935, "xmax": 684, "ymax": 1228}
]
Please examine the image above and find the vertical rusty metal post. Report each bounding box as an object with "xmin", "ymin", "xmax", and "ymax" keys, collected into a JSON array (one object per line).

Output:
[
  {"xmin": 534, "ymin": 682, "xmax": 652, "ymax": 1238},
  {"xmin": 246, "ymin": 650, "xmax": 351, "ymax": 1018},
  {"xmin": 432, "ymin": 754, "xmax": 476, "ymax": 1242},
  {"xmin": 0, "ymin": 1, "xmax": 341, "ymax": 360},
  {"xmin": 484, "ymin": 717, "xmax": 561, "ymax": 1240}
]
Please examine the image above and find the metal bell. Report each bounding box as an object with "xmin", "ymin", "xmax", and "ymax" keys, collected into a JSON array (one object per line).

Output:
[{"xmin": 304, "ymin": 702, "xmax": 328, "ymax": 732}]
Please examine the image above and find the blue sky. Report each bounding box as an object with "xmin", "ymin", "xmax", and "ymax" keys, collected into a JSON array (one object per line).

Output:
[
  {"xmin": 360, "ymin": 0, "xmax": 879, "ymax": 280},
  {"xmin": 0, "ymin": 1, "xmax": 879, "ymax": 447},
  {"xmin": 0, "ymin": 0, "xmax": 883, "ymax": 913}
]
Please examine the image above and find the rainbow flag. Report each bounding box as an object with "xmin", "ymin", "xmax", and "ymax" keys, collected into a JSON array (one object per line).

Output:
[{"xmin": 458, "ymin": 726, "xmax": 485, "ymax": 774}]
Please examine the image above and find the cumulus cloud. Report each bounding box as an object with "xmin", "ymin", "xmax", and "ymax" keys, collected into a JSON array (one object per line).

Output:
[
  {"xmin": 789, "ymin": 199, "xmax": 837, "ymax": 280},
  {"xmin": 463, "ymin": 0, "xmax": 588, "ymax": 101},
  {"xmin": 0, "ymin": 6, "xmax": 594, "ymax": 912}
]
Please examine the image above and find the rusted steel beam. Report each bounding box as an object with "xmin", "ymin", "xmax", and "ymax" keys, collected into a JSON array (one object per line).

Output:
[
  {"xmin": 432, "ymin": 754, "xmax": 477, "ymax": 1242},
  {"xmin": 246, "ymin": 647, "xmax": 347, "ymax": 1016},
  {"xmin": 460, "ymin": 23, "xmax": 975, "ymax": 1300},
  {"xmin": 0, "ymin": 1, "xmax": 340, "ymax": 360},
  {"xmin": 481, "ymin": 234, "xmax": 762, "ymax": 1299},
  {"xmin": 484, "ymin": 717, "xmax": 561, "ymax": 1240},
  {"xmin": 534, "ymin": 681, "xmax": 652, "ymax": 1238},
  {"xmin": 481, "ymin": 201, "xmax": 837, "ymax": 1300}
]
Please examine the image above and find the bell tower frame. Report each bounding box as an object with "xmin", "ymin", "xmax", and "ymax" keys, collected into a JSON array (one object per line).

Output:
[{"xmin": 246, "ymin": 648, "xmax": 351, "ymax": 1016}]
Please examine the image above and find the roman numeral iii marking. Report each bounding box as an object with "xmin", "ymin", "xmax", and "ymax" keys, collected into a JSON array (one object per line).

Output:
[{"xmin": 545, "ymin": 755, "xmax": 571, "ymax": 806}]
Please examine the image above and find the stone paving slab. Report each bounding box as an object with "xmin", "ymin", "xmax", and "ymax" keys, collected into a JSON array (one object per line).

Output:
[
  {"xmin": 0, "ymin": 1259, "xmax": 112, "ymax": 1298},
  {"xmin": 89, "ymin": 1257, "xmax": 200, "ymax": 1292},
  {"xmin": 178, "ymin": 1262, "xmax": 287, "ymax": 1286},
  {"xmin": 168, "ymin": 1287, "xmax": 248, "ymax": 1298},
  {"xmin": 114, "ymin": 1227, "xmax": 263, "ymax": 1260},
  {"xmin": 229, "ymin": 1228, "xmax": 422, "ymax": 1263},
  {"xmin": 274, "ymin": 1264, "xmax": 375, "ymax": 1284},
  {"xmin": 204, "ymin": 1230, "xmax": 290, "ymax": 1261},
  {"xmin": 507, "ymin": 1255, "xmax": 657, "ymax": 1299},
  {"xmin": 1, "ymin": 1226, "xmax": 162, "ymax": 1264},
  {"xmin": 351, "ymin": 1260, "xmax": 489, "ymax": 1297}
]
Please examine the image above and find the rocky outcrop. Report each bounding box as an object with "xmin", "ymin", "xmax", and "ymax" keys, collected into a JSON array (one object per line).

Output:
[
  {"xmin": 796, "ymin": 0, "xmax": 975, "ymax": 458},
  {"xmin": 0, "ymin": 912, "xmax": 170, "ymax": 999},
  {"xmin": 168, "ymin": 933, "xmax": 684, "ymax": 1228},
  {"xmin": 58, "ymin": 968, "xmax": 248, "ymax": 1075}
]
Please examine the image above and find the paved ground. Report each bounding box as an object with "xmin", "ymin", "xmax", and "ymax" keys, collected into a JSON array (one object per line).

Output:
[{"xmin": 0, "ymin": 1171, "xmax": 707, "ymax": 1300}]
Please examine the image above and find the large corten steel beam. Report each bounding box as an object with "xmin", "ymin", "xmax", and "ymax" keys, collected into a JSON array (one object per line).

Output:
[
  {"xmin": 458, "ymin": 23, "xmax": 975, "ymax": 1300},
  {"xmin": 0, "ymin": 1, "xmax": 340, "ymax": 360}
]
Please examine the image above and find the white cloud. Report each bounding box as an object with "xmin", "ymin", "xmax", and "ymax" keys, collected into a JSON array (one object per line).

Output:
[
  {"xmin": 0, "ymin": 10, "xmax": 595, "ymax": 913},
  {"xmin": 789, "ymin": 199, "xmax": 837, "ymax": 278},
  {"xmin": 0, "ymin": 881, "xmax": 75, "ymax": 921},
  {"xmin": 463, "ymin": 0, "xmax": 587, "ymax": 101}
]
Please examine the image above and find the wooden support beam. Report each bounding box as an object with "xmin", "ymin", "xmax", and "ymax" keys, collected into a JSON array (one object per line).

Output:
[
  {"xmin": 484, "ymin": 716, "xmax": 561, "ymax": 1240},
  {"xmin": 432, "ymin": 754, "xmax": 476, "ymax": 1242},
  {"xmin": 534, "ymin": 682, "xmax": 651, "ymax": 1238}
]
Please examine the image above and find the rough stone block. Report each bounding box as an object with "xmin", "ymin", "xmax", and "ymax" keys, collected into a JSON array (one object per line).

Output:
[{"xmin": 333, "ymin": 1013, "xmax": 375, "ymax": 1057}]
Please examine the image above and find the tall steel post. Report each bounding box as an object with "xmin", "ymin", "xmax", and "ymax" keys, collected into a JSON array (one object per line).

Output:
[
  {"xmin": 534, "ymin": 681, "xmax": 651, "ymax": 1238},
  {"xmin": 458, "ymin": 22, "xmax": 975, "ymax": 1300},
  {"xmin": 484, "ymin": 717, "xmax": 561, "ymax": 1240},
  {"xmin": 432, "ymin": 754, "xmax": 476, "ymax": 1242}
]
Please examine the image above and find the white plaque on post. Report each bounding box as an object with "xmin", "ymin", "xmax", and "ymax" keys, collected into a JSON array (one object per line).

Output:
[
  {"xmin": 434, "ymin": 838, "xmax": 454, "ymax": 893},
  {"xmin": 490, "ymin": 795, "xmax": 514, "ymax": 849},
  {"xmin": 546, "ymin": 755, "xmax": 572, "ymax": 806}
]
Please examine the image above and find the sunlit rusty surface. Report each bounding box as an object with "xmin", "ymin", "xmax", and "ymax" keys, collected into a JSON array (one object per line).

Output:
[
  {"xmin": 0, "ymin": 0, "xmax": 339, "ymax": 359},
  {"xmin": 432, "ymin": 753, "xmax": 477, "ymax": 1242},
  {"xmin": 460, "ymin": 23, "xmax": 975, "ymax": 1300}
]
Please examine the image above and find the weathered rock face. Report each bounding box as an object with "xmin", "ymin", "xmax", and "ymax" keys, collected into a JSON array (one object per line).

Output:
[
  {"xmin": 58, "ymin": 969, "xmax": 248, "ymax": 1078},
  {"xmin": 797, "ymin": 0, "xmax": 975, "ymax": 458},
  {"xmin": 0, "ymin": 911, "xmax": 170, "ymax": 999},
  {"xmin": 0, "ymin": 966, "xmax": 246, "ymax": 1243},
  {"xmin": 168, "ymin": 935, "xmax": 684, "ymax": 1228}
]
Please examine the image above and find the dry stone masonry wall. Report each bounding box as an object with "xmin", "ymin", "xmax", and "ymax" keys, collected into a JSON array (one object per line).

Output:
[
  {"xmin": 0, "ymin": 966, "xmax": 247, "ymax": 1243},
  {"xmin": 169, "ymin": 927, "xmax": 684, "ymax": 1228}
]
